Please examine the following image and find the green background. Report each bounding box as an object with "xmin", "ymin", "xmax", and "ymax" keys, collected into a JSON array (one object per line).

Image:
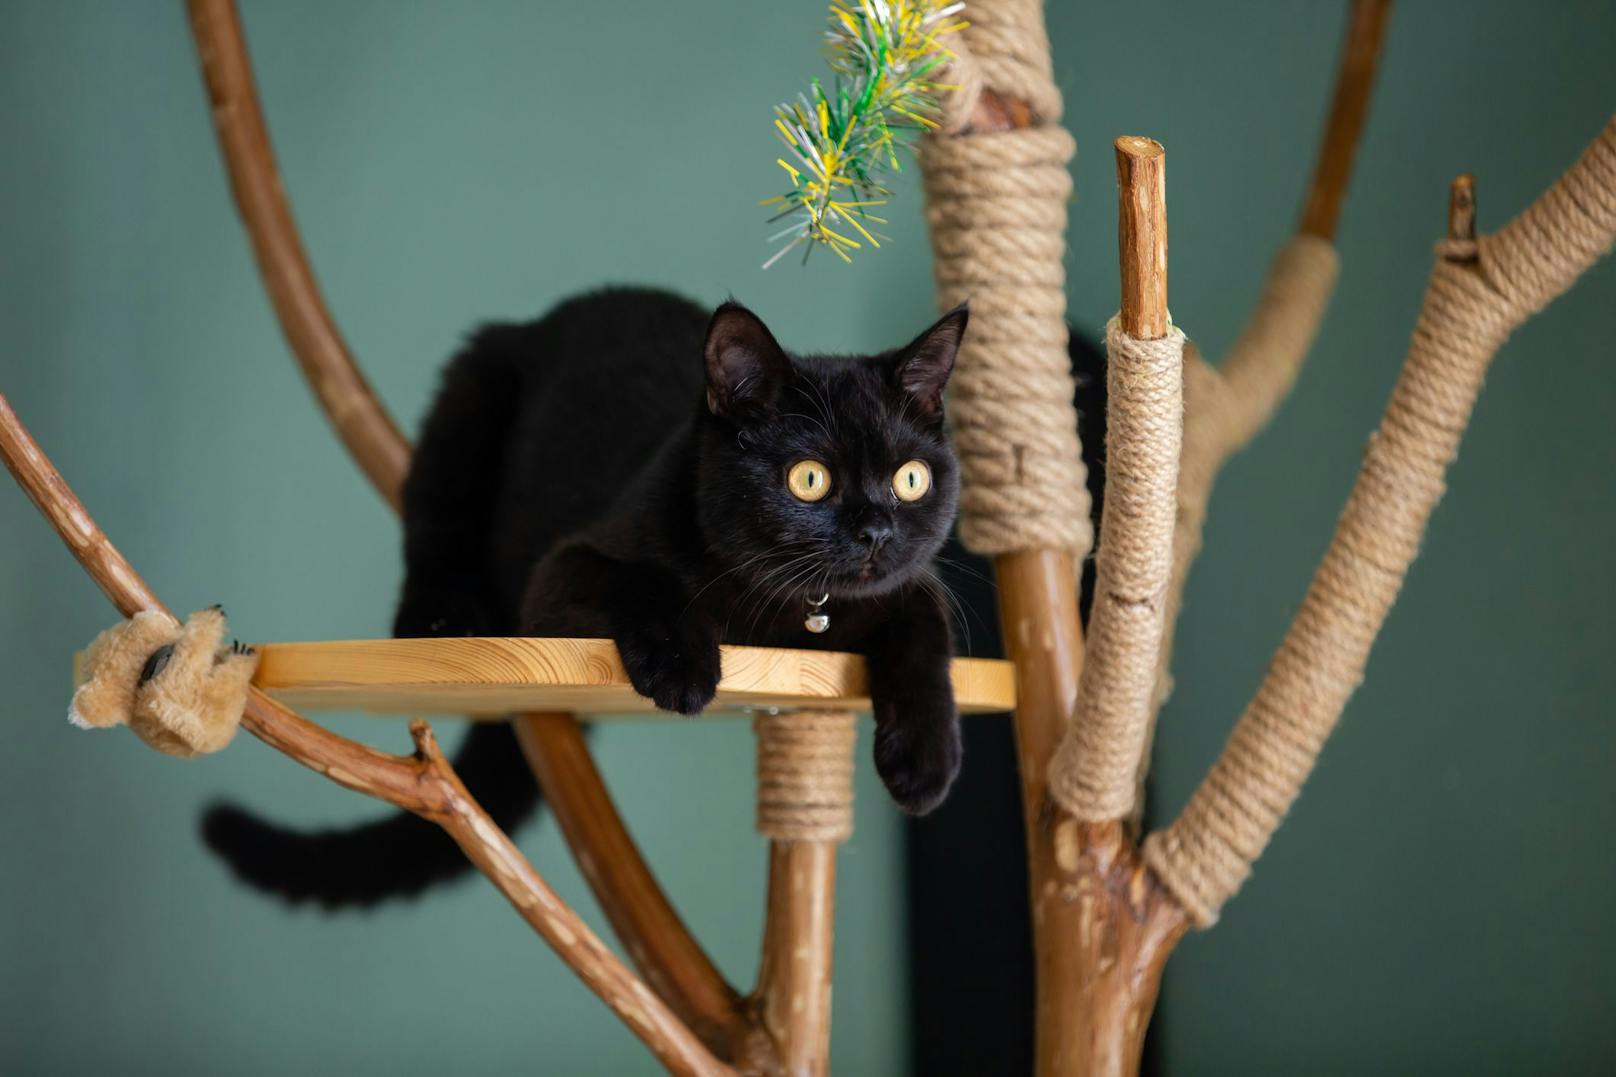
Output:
[{"xmin": 2, "ymin": 1, "xmax": 1612, "ymax": 1073}]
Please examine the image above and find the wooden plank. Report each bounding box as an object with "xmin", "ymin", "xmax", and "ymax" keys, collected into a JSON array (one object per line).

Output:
[{"xmin": 243, "ymin": 637, "xmax": 1016, "ymax": 718}]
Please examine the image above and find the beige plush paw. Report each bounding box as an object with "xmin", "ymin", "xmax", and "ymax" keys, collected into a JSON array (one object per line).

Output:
[{"xmin": 70, "ymin": 607, "xmax": 258, "ymax": 758}]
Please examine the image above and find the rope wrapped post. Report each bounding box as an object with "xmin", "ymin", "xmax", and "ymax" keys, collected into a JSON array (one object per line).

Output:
[
  {"xmin": 750, "ymin": 710, "xmax": 857, "ymax": 1077},
  {"xmin": 919, "ymin": 4, "xmax": 1103, "ymax": 1072},
  {"xmin": 1146, "ymin": 117, "xmax": 1616, "ymax": 926},
  {"xmin": 1049, "ymin": 138, "xmax": 1184, "ymax": 822}
]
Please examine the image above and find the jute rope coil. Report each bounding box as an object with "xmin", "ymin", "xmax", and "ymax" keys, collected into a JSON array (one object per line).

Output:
[
  {"xmin": 1049, "ymin": 319, "xmax": 1185, "ymax": 819},
  {"xmin": 754, "ymin": 710, "xmax": 857, "ymax": 843},
  {"xmin": 1145, "ymin": 115, "xmax": 1616, "ymax": 926},
  {"xmin": 922, "ymin": 0, "xmax": 1089, "ymax": 556}
]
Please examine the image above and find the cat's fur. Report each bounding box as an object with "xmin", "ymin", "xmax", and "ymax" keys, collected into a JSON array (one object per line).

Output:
[{"xmin": 203, "ymin": 288, "xmax": 970, "ymax": 906}]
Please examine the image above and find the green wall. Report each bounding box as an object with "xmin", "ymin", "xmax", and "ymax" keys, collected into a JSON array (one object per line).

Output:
[{"xmin": 2, "ymin": 2, "xmax": 1612, "ymax": 1074}]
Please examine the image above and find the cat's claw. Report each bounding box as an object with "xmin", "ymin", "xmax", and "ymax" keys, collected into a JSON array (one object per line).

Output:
[
  {"xmin": 616, "ymin": 625, "xmax": 721, "ymax": 716},
  {"xmin": 874, "ymin": 709, "xmax": 962, "ymax": 816}
]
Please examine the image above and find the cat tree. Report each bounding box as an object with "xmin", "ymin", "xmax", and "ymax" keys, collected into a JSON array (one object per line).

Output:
[{"xmin": 5, "ymin": 0, "xmax": 1615, "ymax": 1074}]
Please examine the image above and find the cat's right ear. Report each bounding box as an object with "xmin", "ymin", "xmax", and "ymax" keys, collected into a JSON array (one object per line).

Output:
[{"xmin": 705, "ymin": 302, "xmax": 789, "ymax": 421}]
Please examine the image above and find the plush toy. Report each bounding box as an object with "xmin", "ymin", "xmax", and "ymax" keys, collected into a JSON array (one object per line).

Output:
[{"xmin": 70, "ymin": 606, "xmax": 258, "ymax": 758}]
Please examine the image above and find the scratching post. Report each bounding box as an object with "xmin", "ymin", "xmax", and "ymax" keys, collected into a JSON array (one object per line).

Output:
[{"xmin": 752, "ymin": 710, "xmax": 856, "ymax": 1076}]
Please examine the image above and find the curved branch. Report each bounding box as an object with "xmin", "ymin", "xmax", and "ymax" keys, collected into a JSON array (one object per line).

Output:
[
  {"xmin": 187, "ymin": 0, "xmax": 409, "ymax": 510},
  {"xmin": 1298, "ymin": 0, "xmax": 1394, "ymax": 241},
  {"xmin": 1146, "ymin": 116, "xmax": 1616, "ymax": 926},
  {"xmin": 0, "ymin": 392, "xmax": 730, "ymax": 1076}
]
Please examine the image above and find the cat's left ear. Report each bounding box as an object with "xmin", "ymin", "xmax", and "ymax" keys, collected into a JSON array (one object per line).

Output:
[
  {"xmin": 705, "ymin": 301, "xmax": 789, "ymax": 421},
  {"xmin": 891, "ymin": 303, "xmax": 967, "ymax": 417}
]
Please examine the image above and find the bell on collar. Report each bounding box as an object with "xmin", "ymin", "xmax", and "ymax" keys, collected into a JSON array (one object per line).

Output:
[{"xmin": 804, "ymin": 592, "xmax": 830, "ymax": 634}]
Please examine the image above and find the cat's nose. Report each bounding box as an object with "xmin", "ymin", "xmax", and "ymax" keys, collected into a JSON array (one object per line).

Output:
[{"xmin": 857, "ymin": 522, "xmax": 894, "ymax": 555}]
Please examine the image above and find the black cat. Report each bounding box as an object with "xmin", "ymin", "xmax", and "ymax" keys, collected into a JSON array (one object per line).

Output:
[{"xmin": 204, "ymin": 287, "xmax": 970, "ymax": 906}]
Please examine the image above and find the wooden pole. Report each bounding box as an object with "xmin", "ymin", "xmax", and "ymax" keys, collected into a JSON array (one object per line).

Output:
[
  {"xmin": 1115, "ymin": 136, "xmax": 1169, "ymax": 340},
  {"xmin": 1299, "ymin": 0, "xmax": 1394, "ymax": 240},
  {"xmin": 187, "ymin": 0, "xmax": 409, "ymax": 509},
  {"xmin": 747, "ymin": 709, "xmax": 857, "ymax": 1076},
  {"xmin": 754, "ymin": 842, "xmax": 840, "ymax": 1077}
]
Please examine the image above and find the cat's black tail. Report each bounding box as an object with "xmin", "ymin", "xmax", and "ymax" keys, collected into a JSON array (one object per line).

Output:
[
  {"xmin": 203, "ymin": 324, "xmax": 543, "ymax": 908},
  {"xmin": 201, "ymin": 724, "xmax": 537, "ymax": 908}
]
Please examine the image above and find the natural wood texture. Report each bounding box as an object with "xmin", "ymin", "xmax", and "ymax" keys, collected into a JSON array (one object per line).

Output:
[
  {"xmin": 752, "ymin": 842, "xmax": 840, "ymax": 1077},
  {"xmin": 1449, "ymin": 172, "xmax": 1477, "ymax": 244},
  {"xmin": 187, "ymin": 0, "xmax": 409, "ymax": 509},
  {"xmin": 1114, "ymin": 137, "xmax": 1170, "ymax": 339},
  {"xmin": 513, "ymin": 713, "xmax": 767, "ymax": 1067},
  {"xmin": 246, "ymin": 637, "xmax": 1017, "ymax": 718},
  {"xmin": 0, "ymin": 391, "xmax": 730, "ymax": 1076},
  {"xmin": 1298, "ymin": 0, "xmax": 1393, "ymax": 240}
]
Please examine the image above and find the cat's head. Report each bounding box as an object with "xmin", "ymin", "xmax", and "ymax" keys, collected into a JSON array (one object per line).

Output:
[{"xmin": 695, "ymin": 301, "xmax": 966, "ymax": 600}]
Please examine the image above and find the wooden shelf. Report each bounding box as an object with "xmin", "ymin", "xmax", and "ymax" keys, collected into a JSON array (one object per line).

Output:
[{"xmin": 248, "ymin": 637, "xmax": 1016, "ymax": 719}]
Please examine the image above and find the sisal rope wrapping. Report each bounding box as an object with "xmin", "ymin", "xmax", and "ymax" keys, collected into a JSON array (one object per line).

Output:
[
  {"xmin": 1049, "ymin": 320, "xmax": 1185, "ymax": 819},
  {"xmin": 921, "ymin": 0, "xmax": 1090, "ymax": 557},
  {"xmin": 754, "ymin": 710, "xmax": 857, "ymax": 843},
  {"xmin": 1145, "ymin": 115, "xmax": 1616, "ymax": 926}
]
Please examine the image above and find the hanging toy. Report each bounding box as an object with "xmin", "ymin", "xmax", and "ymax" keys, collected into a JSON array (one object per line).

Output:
[{"xmin": 762, "ymin": 0, "xmax": 966, "ymax": 267}]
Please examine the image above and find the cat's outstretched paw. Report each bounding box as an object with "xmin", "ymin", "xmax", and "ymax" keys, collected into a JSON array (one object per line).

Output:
[
  {"xmin": 615, "ymin": 621, "xmax": 721, "ymax": 716},
  {"xmin": 874, "ymin": 708, "xmax": 962, "ymax": 816}
]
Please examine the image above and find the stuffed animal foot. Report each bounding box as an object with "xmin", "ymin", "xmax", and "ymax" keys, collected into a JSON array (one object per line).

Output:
[{"xmin": 71, "ymin": 607, "xmax": 258, "ymax": 758}]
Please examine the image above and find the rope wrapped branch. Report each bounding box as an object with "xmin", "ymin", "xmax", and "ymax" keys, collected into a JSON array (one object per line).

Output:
[
  {"xmin": 921, "ymin": 0, "xmax": 1089, "ymax": 556},
  {"xmin": 1049, "ymin": 138, "xmax": 1184, "ymax": 821},
  {"xmin": 1145, "ymin": 115, "xmax": 1616, "ymax": 926}
]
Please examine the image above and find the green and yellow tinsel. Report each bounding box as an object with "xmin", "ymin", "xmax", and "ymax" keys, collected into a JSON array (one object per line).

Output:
[{"xmin": 762, "ymin": 0, "xmax": 966, "ymax": 267}]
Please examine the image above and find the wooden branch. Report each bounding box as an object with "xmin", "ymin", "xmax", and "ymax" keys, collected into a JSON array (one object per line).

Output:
[
  {"xmin": 514, "ymin": 713, "xmax": 766, "ymax": 1068},
  {"xmin": 187, "ymin": 0, "xmax": 409, "ymax": 510},
  {"xmin": 1048, "ymin": 137, "xmax": 1183, "ymax": 825},
  {"xmin": 958, "ymin": 73, "xmax": 1112, "ymax": 1077},
  {"xmin": 753, "ymin": 842, "xmax": 839, "ymax": 1077},
  {"xmin": 1448, "ymin": 172, "xmax": 1477, "ymax": 245},
  {"xmin": 0, "ymin": 391, "xmax": 731, "ymax": 1076},
  {"xmin": 747, "ymin": 709, "xmax": 856, "ymax": 1077},
  {"xmin": 1298, "ymin": 0, "xmax": 1394, "ymax": 240},
  {"xmin": 1114, "ymin": 137, "xmax": 1169, "ymax": 339},
  {"xmin": 1148, "ymin": 116, "xmax": 1616, "ymax": 924}
]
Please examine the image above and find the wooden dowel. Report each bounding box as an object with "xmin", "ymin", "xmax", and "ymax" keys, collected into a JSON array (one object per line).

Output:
[
  {"xmin": 754, "ymin": 842, "xmax": 839, "ymax": 1077},
  {"xmin": 187, "ymin": 0, "xmax": 409, "ymax": 510},
  {"xmin": 1298, "ymin": 0, "xmax": 1394, "ymax": 240},
  {"xmin": 1115, "ymin": 136, "xmax": 1169, "ymax": 339}
]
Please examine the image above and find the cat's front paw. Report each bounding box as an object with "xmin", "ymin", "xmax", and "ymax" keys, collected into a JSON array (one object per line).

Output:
[
  {"xmin": 615, "ymin": 621, "xmax": 721, "ymax": 716},
  {"xmin": 873, "ymin": 705, "xmax": 962, "ymax": 816}
]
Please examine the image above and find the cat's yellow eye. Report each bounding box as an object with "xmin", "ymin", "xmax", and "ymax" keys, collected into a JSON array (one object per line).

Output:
[
  {"xmin": 787, "ymin": 459, "xmax": 832, "ymax": 502},
  {"xmin": 893, "ymin": 460, "xmax": 931, "ymax": 502}
]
